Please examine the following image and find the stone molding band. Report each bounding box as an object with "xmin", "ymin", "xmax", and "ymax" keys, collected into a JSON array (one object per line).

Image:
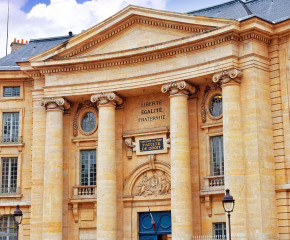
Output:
[
  {"xmin": 161, "ymin": 80, "xmax": 197, "ymax": 96},
  {"xmin": 90, "ymin": 92, "xmax": 124, "ymax": 106},
  {"xmin": 212, "ymin": 69, "xmax": 242, "ymax": 86},
  {"xmin": 41, "ymin": 97, "xmax": 71, "ymax": 111}
]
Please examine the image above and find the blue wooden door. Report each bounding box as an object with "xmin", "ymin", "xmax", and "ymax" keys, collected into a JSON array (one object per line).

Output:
[{"xmin": 139, "ymin": 211, "xmax": 171, "ymax": 240}]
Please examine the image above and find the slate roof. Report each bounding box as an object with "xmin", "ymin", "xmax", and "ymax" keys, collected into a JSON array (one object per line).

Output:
[
  {"xmin": 188, "ymin": 0, "xmax": 290, "ymax": 23},
  {"xmin": 0, "ymin": 35, "xmax": 72, "ymax": 71}
]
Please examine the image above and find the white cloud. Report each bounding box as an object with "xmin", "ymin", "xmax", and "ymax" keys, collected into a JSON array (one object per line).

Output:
[{"xmin": 0, "ymin": 0, "xmax": 167, "ymax": 58}]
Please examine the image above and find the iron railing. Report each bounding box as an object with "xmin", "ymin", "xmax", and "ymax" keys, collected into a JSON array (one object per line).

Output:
[{"xmin": 193, "ymin": 236, "xmax": 226, "ymax": 240}]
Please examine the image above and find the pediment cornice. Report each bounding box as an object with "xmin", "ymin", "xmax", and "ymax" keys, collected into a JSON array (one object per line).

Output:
[
  {"xmin": 29, "ymin": 26, "xmax": 272, "ymax": 75},
  {"xmin": 53, "ymin": 16, "xmax": 214, "ymax": 60},
  {"xmin": 29, "ymin": 5, "xmax": 235, "ymax": 63}
]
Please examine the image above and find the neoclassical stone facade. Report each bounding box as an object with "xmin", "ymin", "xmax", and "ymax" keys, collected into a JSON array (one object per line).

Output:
[{"xmin": 0, "ymin": 3, "xmax": 289, "ymax": 240}]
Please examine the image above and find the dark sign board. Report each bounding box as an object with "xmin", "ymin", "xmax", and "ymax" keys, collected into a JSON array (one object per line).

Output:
[{"xmin": 139, "ymin": 138, "xmax": 164, "ymax": 152}]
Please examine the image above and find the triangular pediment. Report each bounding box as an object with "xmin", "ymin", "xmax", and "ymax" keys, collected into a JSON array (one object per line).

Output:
[
  {"xmin": 29, "ymin": 5, "xmax": 236, "ymax": 63},
  {"xmin": 67, "ymin": 22, "xmax": 206, "ymax": 57}
]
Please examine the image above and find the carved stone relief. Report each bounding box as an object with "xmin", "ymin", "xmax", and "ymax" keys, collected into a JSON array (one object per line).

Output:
[{"xmin": 133, "ymin": 170, "xmax": 171, "ymax": 197}]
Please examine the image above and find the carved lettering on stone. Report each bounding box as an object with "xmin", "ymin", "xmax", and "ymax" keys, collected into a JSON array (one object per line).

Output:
[{"xmin": 133, "ymin": 170, "xmax": 171, "ymax": 197}]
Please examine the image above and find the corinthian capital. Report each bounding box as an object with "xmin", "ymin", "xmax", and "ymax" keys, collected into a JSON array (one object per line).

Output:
[
  {"xmin": 161, "ymin": 80, "xmax": 198, "ymax": 96},
  {"xmin": 41, "ymin": 97, "xmax": 71, "ymax": 111},
  {"xmin": 90, "ymin": 92, "xmax": 124, "ymax": 107},
  {"xmin": 212, "ymin": 69, "xmax": 242, "ymax": 87}
]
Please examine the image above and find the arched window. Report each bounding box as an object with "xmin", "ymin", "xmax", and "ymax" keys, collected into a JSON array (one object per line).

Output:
[{"xmin": 0, "ymin": 215, "xmax": 17, "ymax": 239}]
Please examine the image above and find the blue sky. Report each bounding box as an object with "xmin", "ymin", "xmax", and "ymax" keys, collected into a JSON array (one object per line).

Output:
[
  {"xmin": 0, "ymin": 0, "xmax": 229, "ymax": 57},
  {"xmin": 20, "ymin": 0, "xmax": 229, "ymax": 13}
]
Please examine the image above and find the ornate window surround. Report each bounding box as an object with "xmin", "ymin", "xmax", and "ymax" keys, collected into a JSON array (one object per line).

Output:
[
  {"xmin": 201, "ymin": 85, "xmax": 222, "ymax": 124},
  {"xmin": 73, "ymin": 101, "xmax": 98, "ymax": 137},
  {"xmin": 207, "ymin": 92, "xmax": 223, "ymax": 121},
  {"xmin": 79, "ymin": 111, "xmax": 98, "ymax": 136}
]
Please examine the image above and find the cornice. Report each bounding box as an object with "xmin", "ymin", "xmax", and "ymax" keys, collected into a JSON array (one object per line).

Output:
[
  {"xmin": 0, "ymin": 71, "xmax": 28, "ymax": 80},
  {"xmin": 33, "ymin": 29, "xmax": 272, "ymax": 75},
  {"xmin": 55, "ymin": 16, "xmax": 213, "ymax": 59},
  {"xmin": 238, "ymin": 30, "xmax": 271, "ymax": 44},
  {"xmin": 29, "ymin": 5, "xmax": 234, "ymax": 62},
  {"xmin": 36, "ymin": 31, "xmax": 238, "ymax": 74}
]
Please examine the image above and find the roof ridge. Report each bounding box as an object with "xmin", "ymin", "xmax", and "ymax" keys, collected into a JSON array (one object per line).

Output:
[
  {"xmin": 30, "ymin": 34, "xmax": 74, "ymax": 43},
  {"xmin": 239, "ymin": 0, "xmax": 253, "ymax": 15},
  {"xmin": 187, "ymin": 0, "xmax": 238, "ymax": 14}
]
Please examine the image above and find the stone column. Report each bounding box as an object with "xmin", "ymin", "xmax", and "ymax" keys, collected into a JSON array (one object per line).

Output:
[
  {"xmin": 41, "ymin": 98, "xmax": 70, "ymax": 240},
  {"xmin": 213, "ymin": 69, "xmax": 247, "ymax": 239},
  {"xmin": 161, "ymin": 81, "xmax": 197, "ymax": 240},
  {"xmin": 91, "ymin": 92, "xmax": 123, "ymax": 240}
]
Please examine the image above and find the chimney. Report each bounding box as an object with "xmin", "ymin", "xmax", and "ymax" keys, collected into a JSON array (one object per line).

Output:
[{"xmin": 10, "ymin": 38, "xmax": 28, "ymax": 52}]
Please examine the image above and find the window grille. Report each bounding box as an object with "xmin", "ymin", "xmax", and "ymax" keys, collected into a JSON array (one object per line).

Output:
[
  {"xmin": 2, "ymin": 113, "xmax": 19, "ymax": 143},
  {"xmin": 1, "ymin": 158, "xmax": 17, "ymax": 194},
  {"xmin": 80, "ymin": 150, "xmax": 96, "ymax": 186},
  {"xmin": 210, "ymin": 136, "xmax": 224, "ymax": 176},
  {"xmin": 3, "ymin": 87, "xmax": 20, "ymax": 97},
  {"xmin": 0, "ymin": 215, "xmax": 17, "ymax": 239},
  {"xmin": 213, "ymin": 222, "xmax": 226, "ymax": 239}
]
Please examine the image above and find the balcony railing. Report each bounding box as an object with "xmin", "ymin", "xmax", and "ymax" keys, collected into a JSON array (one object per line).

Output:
[
  {"xmin": 204, "ymin": 175, "xmax": 224, "ymax": 188},
  {"xmin": 73, "ymin": 186, "xmax": 96, "ymax": 197},
  {"xmin": 193, "ymin": 236, "xmax": 226, "ymax": 240},
  {"xmin": 0, "ymin": 187, "xmax": 20, "ymax": 195},
  {"xmin": 1, "ymin": 136, "xmax": 22, "ymax": 143}
]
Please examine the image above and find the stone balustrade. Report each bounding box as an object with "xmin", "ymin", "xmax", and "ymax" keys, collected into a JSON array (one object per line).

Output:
[
  {"xmin": 204, "ymin": 175, "xmax": 224, "ymax": 188},
  {"xmin": 73, "ymin": 186, "xmax": 97, "ymax": 197}
]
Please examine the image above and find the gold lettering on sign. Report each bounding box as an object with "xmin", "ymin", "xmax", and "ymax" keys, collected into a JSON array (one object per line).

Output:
[{"xmin": 138, "ymin": 100, "xmax": 166, "ymax": 122}]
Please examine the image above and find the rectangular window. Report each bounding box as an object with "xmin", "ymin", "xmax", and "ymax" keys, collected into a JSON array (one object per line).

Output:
[
  {"xmin": 0, "ymin": 215, "xmax": 17, "ymax": 239},
  {"xmin": 3, "ymin": 87, "xmax": 20, "ymax": 97},
  {"xmin": 210, "ymin": 135, "xmax": 224, "ymax": 176},
  {"xmin": 80, "ymin": 150, "xmax": 96, "ymax": 186},
  {"xmin": 213, "ymin": 222, "xmax": 226, "ymax": 238},
  {"xmin": 1, "ymin": 158, "xmax": 18, "ymax": 194},
  {"xmin": 2, "ymin": 113, "xmax": 19, "ymax": 143}
]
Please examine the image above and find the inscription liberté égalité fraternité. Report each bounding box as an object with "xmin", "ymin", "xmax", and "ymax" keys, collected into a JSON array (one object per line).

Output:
[{"xmin": 138, "ymin": 100, "xmax": 166, "ymax": 122}]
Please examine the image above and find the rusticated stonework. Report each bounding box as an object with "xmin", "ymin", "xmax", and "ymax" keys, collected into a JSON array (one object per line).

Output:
[
  {"xmin": 133, "ymin": 170, "xmax": 171, "ymax": 197},
  {"xmin": 212, "ymin": 69, "xmax": 242, "ymax": 86}
]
